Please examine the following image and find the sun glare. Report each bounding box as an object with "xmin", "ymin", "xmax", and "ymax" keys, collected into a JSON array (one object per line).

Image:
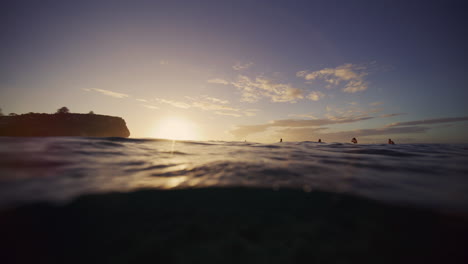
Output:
[{"xmin": 153, "ymin": 117, "xmax": 199, "ymax": 140}]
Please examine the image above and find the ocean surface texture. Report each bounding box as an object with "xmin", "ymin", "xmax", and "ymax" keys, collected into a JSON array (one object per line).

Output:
[
  {"xmin": 2, "ymin": 137, "xmax": 468, "ymax": 264},
  {"xmin": 0, "ymin": 137, "xmax": 467, "ymax": 211}
]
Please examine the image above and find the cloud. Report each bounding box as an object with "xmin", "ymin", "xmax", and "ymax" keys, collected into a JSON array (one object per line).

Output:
[
  {"xmin": 207, "ymin": 78, "xmax": 229, "ymax": 85},
  {"xmin": 155, "ymin": 98, "xmax": 191, "ymax": 109},
  {"xmin": 325, "ymin": 104, "xmax": 382, "ymax": 120},
  {"xmin": 214, "ymin": 111, "xmax": 242, "ymax": 117},
  {"xmin": 270, "ymin": 117, "xmax": 373, "ymax": 127},
  {"xmin": 230, "ymin": 124, "xmax": 271, "ymax": 139},
  {"xmin": 141, "ymin": 104, "xmax": 159, "ymax": 110},
  {"xmin": 84, "ymin": 88, "xmax": 129, "ymax": 98},
  {"xmin": 202, "ymin": 96, "xmax": 229, "ymax": 104},
  {"xmin": 230, "ymin": 116, "xmax": 373, "ymax": 138},
  {"xmin": 243, "ymin": 109, "xmax": 260, "ymax": 117},
  {"xmin": 386, "ymin": 116, "xmax": 468, "ymax": 127},
  {"xmin": 370, "ymin": 101, "xmax": 384, "ymax": 106},
  {"xmin": 233, "ymin": 62, "xmax": 254, "ymax": 71},
  {"xmin": 231, "ymin": 75, "xmax": 304, "ymax": 103},
  {"xmin": 160, "ymin": 60, "xmax": 169, "ymax": 65},
  {"xmin": 379, "ymin": 113, "xmax": 406, "ymax": 118},
  {"xmin": 136, "ymin": 98, "xmax": 148, "ymax": 102},
  {"xmin": 288, "ymin": 113, "xmax": 318, "ymax": 119},
  {"xmin": 275, "ymin": 125, "xmax": 429, "ymax": 142},
  {"xmin": 297, "ymin": 63, "xmax": 369, "ymax": 93},
  {"xmin": 275, "ymin": 127, "xmax": 327, "ymax": 135},
  {"xmin": 234, "ymin": 115, "xmax": 468, "ymax": 142},
  {"xmin": 191, "ymin": 100, "xmax": 257, "ymax": 117},
  {"xmin": 190, "ymin": 96, "xmax": 249, "ymax": 115},
  {"xmin": 307, "ymin": 91, "xmax": 325, "ymax": 101},
  {"xmin": 192, "ymin": 101, "xmax": 239, "ymax": 112},
  {"xmin": 243, "ymin": 111, "xmax": 257, "ymax": 117},
  {"xmin": 150, "ymin": 96, "xmax": 256, "ymax": 117},
  {"xmin": 326, "ymin": 126, "xmax": 429, "ymax": 137}
]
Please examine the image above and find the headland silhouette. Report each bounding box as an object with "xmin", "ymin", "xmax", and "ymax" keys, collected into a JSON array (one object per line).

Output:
[{"xmin": 0, "ymin": 107, "xmax": 130, "ymax": 137}]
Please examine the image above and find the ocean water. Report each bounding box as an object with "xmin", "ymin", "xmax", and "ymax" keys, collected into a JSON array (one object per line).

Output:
[
  {"xmin": 2, "ymin": 137, "xmax": 468, "ymax": 263},
  {"xmin": 0, "ymin": 137, "xmax": 467, "ymax": 211}
]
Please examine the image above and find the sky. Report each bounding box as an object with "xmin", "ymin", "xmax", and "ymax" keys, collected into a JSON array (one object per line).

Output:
[{"xmin": 1, "ymin": 0, "xmax": 467, "ymax": 143}]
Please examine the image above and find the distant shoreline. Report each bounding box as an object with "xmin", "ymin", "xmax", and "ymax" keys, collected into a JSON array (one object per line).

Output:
[{"xmin": 0, "ymin": 113, "xmax": 130, "ymax": 137}]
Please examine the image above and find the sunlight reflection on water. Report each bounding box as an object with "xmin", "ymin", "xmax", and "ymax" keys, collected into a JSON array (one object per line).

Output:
[{"xmin": 0, "ymin": 137, "xmax": 467, "ymax": 211}]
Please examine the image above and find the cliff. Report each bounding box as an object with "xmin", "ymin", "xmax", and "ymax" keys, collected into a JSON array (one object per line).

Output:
[{"xmin": 0, "ymin": 113, "xmax": 130, "ymax": 137}]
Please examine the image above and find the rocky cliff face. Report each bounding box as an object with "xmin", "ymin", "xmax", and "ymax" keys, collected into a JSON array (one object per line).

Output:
[{"xmin": 0, "ymin": 113, "xmax": 130, "ymax": 137}]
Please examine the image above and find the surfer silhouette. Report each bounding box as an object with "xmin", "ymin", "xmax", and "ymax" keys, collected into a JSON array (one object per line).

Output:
[
  {"xmin": 388, "ymin": 138, "xmax": 395, "ymax": 145},
  {"xmin": 280, "ymin": 138, "xmax": 283, "ymax": 143},
  {"xmin": 351, "ymin": 137, "xmax": 358, "ymax": 144},
  {"xmin": 318, "ymin": 139, "xmax": 322, "ymax": 143}
]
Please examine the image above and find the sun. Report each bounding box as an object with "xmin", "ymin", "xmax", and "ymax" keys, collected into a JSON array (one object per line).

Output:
[{"xmin": 153, "ymin": 117, "xmax": 199, "ymax": 140}]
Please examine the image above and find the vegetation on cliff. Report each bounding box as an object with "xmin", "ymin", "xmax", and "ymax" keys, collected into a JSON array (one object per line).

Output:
[{"xmin": 0, "ymin": 107, "xmax": 130, "ymax": 137}]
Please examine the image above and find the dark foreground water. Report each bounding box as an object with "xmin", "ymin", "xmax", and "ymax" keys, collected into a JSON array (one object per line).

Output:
[{"xmin": 1, "ymin": 137, "xmax": 468, "ymax": 263}]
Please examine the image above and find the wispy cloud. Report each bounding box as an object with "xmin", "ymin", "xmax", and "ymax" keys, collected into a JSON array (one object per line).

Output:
[
  {"xmin": 155, "ymin": 98, "xmax": 191, "ymax": 109},
  {"xmin": 275, "ymin": 126, "xmax": 429, "ymax": 142},
  {"xmin": 214, "ymin": 111, "xmax": 242, "ymax": 117},
  {"xmin": 270, "ymin": 117, "xmax": 374, "ymax": 127},
  {"xmin": 191, "ymin": 97, "xmax": 256, "ymax": 117},
  {"xmin": 288, "ymin": 113, "xmax": 318, "ymax": 119},
  {"xmin": 325, "ymin": 104, "xmax": 382, "ymax": 120},
  {"xmin": 141, "ymin": 104, "xmax": 159, "ymax": 110},
  {"xmin": 370, "ymin": 101, "xmax": 384, "ymax": 106},
  {"xmin": 233, "ymin": 62, "xmax": 254, "ymax": 71},
  {"xmin": 380, "ymin": 113, "xmax": 406, "ymax": 118},
  {"xmin": 244, "ymin": 110, "xmax": 259, "ymax": 117},
  {"xmin": 149, "ymin": 96, "xmax": 256, "ymax": 117},
  {"xmin": 230, "ymin": 116, "xmax": 373, "ymax": 138},
  {"xmin": 307, "ymin": 91, "xmax": 325, "ymax": 101},
  {"xmin": 83, "ymin": 88, "xmax": 129, "ymax": 98},
  {"xmin": 202, "ymin": 96, "xmax": 229, "ymax": 104},
  {"xmin": 274, "ymin": 127, "xmax": 328, "ymax": 139},
  {"xmin": 192, "ymin": 101, "xmax": 238, "ymax": 111},
  {"xmin": 232, "ymin": 114, "xmax": 468, "ymax": 142},
  {"xmin": 231, "ymin": 75, "xmax": 304, "ymax": 103},
  {"xmin": 386, "ymin": 116, "xmax": 468, "ymax": 127},
  {"xmin": 329, "ymin": 126, "xmax": 429, "ymax": 137},
  {"xmin": 207, "ymin": 78, "xmax": 230, "ymax": 85},
  {"xmin": 297, "ymin": 63, "xmax": 369, "ymax": 93},
  {"xmin": 230, "ymin": 123, "xmax": 272, "ymax": 139}
]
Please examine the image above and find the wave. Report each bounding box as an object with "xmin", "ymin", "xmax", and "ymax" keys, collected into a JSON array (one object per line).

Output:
[{"xmin": 0, "ymin": 137, "xmax": 467, "ymax": 213}]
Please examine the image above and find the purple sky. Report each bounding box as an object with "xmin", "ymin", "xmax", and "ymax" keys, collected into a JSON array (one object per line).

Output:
[{"xmin": 1, "ymin": 0, "xmax": 467, "ymax": 143}]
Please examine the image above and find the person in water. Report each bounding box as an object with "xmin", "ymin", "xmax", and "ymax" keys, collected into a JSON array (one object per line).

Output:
[
  {"xmin": 388, "ymin": 138, "xmax": 395, "ymax": 145},
  {"xmin": 318, "ymin": 139, "xmax": 322, "ymax": 143},
  {"xmin": 280, "ymin": 138, "xmax": 283, "ymax": 143},
  {"xmin": 351, "ymin": 137, "xmax": 358, "ymax": 144}
]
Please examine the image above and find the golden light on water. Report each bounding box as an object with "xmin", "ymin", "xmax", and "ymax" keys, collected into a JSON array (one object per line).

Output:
[{"xmin": 153, "ymin": 117, "xmax": 200, "ymax": 140}]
